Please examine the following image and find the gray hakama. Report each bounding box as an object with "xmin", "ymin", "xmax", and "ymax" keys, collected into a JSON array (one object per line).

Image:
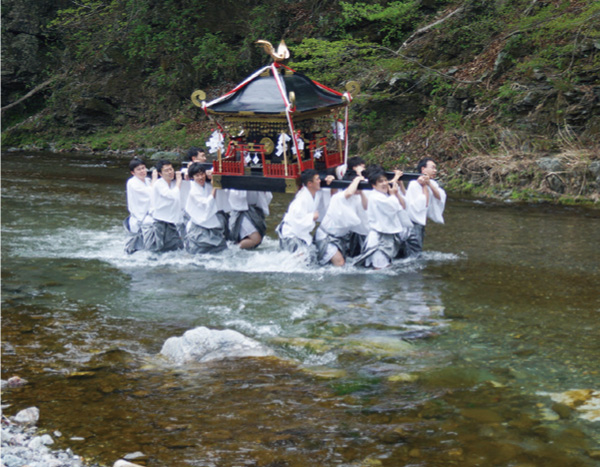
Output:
[
  {"xmin": 276, "ymin": 222, "xmax": 318, "ymax": 264},
  {"xmin": 353, "ymin": 232, "xmax": 404, "ymax": 269},
  {"xmin": 403, "ymin": 225, "xmax": 423, "ymax": 258},
  {"xmin": 228, "ymin": 206, "xmax": 266, "ymax": 247},
  {"xmin": 216, "ymin": 211, "xmax": 230, "ymax": 240},
  {"xmin": 314, "ymin": 227, "xmax": 351, "ymax": 265},
  {"xmin": 184, "ymin": 223, "xmax": 227, "ymax": 254},
  {"xmin": 123, "ymin": 216, "xmax": 145, "ymax": 255},
  {"xmin": 142, "ymin": 220, "xmax": 184, "ymax": 253},
  {"xmin": 276, "ymin": 222, "xmax": 305, "ymax": 253},
  {"xmin": 346, "ymin": 232, "xmax": 366, "ymax": 258}
]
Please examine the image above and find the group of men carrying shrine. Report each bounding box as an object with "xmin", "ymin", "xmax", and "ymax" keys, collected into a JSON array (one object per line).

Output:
[{"xmin": 124, "ymin": 147, "xmax": 446, "ymax": 269}]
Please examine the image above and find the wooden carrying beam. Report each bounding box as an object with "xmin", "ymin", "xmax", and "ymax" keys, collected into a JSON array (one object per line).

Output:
[{"xmin": 202, "ymin": 164, "xmax": 422, "ymax": 194}]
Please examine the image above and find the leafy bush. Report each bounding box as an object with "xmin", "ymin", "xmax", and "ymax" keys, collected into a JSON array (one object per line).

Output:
[
  {"xmin": 339, "ymin": 1, "xmax": 421, "ymax": 46},
  {"xmin": 290, "ymin": 38, "xmax": 380, "ymax": 84}
]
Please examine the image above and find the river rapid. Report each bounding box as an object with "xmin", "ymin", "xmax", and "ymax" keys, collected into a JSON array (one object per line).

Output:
[{"xmin": 1, "ymin": 151, "xmax": 599, "ymax": 466}]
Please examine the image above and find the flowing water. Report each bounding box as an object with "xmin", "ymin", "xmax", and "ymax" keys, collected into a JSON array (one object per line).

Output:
[{"xmin": 1, "ymin": 151, "xmax": 599, "ymax": 466}]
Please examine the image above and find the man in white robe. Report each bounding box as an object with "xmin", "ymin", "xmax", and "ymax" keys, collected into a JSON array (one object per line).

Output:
[
  {"xmin": 354, "ymin": 169, "xmax": 411, "ymax": 269},
  {"xmin": 341, "ymin": 157, "xmax": 370, "ymax": 257},
  {"xmin": 143, "ymin": 160, "xmax": 184, "ymax": 252},
  {"xmin": 184, "ymin": 163, "xmax": 227, "ymax": 254},
  {"xmin": 124, "ymin": 158, "xmax": 157, "ymax": 254},
  {"xmin": 405, "ymin": 157, "xmax": 446, "ymax": 255},
  {"xmin": 314, "ymin": 175, "xmax": 367, "ymax": 266},
  {"xmin": 181, "ymin": 147, "xmax": 212, "ymax": 217},
  {"xmin": 277, "ymin": 169, "xmax": 333, "ymax": 254}
]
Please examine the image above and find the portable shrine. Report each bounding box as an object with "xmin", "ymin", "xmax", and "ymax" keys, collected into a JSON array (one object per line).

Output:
[{"xmin": 191, "ymin": 40, "xmax": 359, "ymax": 193}]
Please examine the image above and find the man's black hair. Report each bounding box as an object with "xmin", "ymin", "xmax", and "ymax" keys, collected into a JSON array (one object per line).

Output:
[
  {"xmin": 342, "ymin": 156, "xmax": 366, "ymax": 180},
  {"xmin": 187, "ymin": 162, "xmax": 206, "ymax": 179},
  {"xmin": 363, "ymin": 164, "xmax": 383, "ymax": 182},
  {"xmin": 368, "ymin": 168, "xmax": 387, "ymax": 187},
  {"xmin": 187, "ymin": 146, "xmax": 205, "ymax": 161},
  {"xmin": 416, "ymin": 157, "xmax": 435, "ymax": 174},
  {"xmin": 156, "ymin": 159, "xmax": 173, "ymax": 174},
  {"xmin": 348, "ymin": 156, "xmax": 365, "ymax": 171},
  {"xmin": 129, "ymin": 158, "xmax": 145, "ymax": 172},
  {"xmin": 300, "ymin": 169, "xmax": 319, "ymax": 186}
]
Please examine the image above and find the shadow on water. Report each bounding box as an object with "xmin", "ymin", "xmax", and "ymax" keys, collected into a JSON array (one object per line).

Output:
[{"xmin": 2, "ymin": 151, "xmax": 599, "ymax": 466}]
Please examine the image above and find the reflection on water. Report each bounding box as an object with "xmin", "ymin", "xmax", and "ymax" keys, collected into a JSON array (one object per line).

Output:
[{"xmin": 2, "ymin": 151, "xmax": 599, "ymax": 466}]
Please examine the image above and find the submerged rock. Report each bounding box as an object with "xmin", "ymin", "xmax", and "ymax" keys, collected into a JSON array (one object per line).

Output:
[
  {"xmin": 114, "ymin": 461, "xmax": 145, "ymax": 467},
  {"xmin": 160, "ymin": 326, "xmax": 274, "ymax": 364},
  {"xmin": 540, "ymin": 389, "xmax": 600, "ymax": 422},
  {"xmin": 6, "ymin": 376, "xmax": 28, "ymax": 388},
  {"xmin": 13, "ymin": 407, "xmax": 39, "ymax": 424}
]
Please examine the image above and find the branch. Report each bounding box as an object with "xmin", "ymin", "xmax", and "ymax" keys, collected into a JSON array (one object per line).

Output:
[
  {"xmin": 397, "ymin": 6, "xmax": 464, "ymax": 52},
  {"xmin": 523, "ymin": 0, "xmax": 538, "ymax": 17},
  {"xmin": 1, "ymin": 75, "xmax": 62, "ymax": 113},
  {"xmin": 363, "ymin": 45, "xmax": 483, "ymax": 85},
  {"xmin": 566, "ymin": 12, "xmax": 600, "ymax": 75}
]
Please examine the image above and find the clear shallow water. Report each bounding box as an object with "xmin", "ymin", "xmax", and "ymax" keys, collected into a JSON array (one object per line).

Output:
[{"xmin": 2, "ymin": 151, "xmax": 599, "ymax": 466}]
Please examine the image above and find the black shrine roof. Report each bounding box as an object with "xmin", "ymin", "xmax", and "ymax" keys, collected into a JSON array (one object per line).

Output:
[{"xmin": 206, "ymin": 68, "xmax": 346, "ymax": 115}]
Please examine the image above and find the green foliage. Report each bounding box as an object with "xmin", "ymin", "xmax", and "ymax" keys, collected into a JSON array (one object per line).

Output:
[
  {"xmin": 191, "ymin": 33, "xmax": 244, "ymax": 82},
  {"xmin": 47, "ymin": 0, "xmax": 254, "ymax": 91},
  {"xmin": 443, "ymin": 177, "xmax": 475, "ymax": 194},
  {"xmin": 429, "ymin": 75, "xmax": 454, "ymax": 97},
  {"xmin": 86, "ymin": 120, "xmax": 204, "ymax": 150},
  {"xmin": 444, "ymin": 13, "xmax": 502, "ymax": 54},
  {"xmin": 339, "ymin": 1, "xmax": 421, "ymax": 46},
  {"xmin": 289, "ymin": 38, "xmax": 380, "ymax": 84},
  {"xmin": 361, "ymin": 110, "xmax": 380, "ymax": 131},
  {"xmin": 510, "ymin": 1, "xmax": 600, "ymax": 77}
]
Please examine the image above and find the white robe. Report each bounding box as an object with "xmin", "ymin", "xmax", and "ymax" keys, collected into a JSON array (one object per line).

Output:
[
  {"xmin": 185, "ymin": 181, "xmax": 220, "ymax": 229},
  {"xmin": 247, "ymin": 191, "xmax": 273, "ymax": 216},
  {"xmin": 320, "ymin": 191, "xmax": 364, "ymax": 237},
  {"xmin": 126, "ymin": 176, "xmax": 153, "ymax": 233},
  {"xmin": 405, "ymin": 179, "xmax": 446, "ymax": 225},
  {"xmin": 152, "ymin": 178, "xmax": 183, "ymax": 224},
  {"xmin": 357, "ymin": 190, "xmax": 409, "ymax": 268},
  {"xmin": 351, "ymin": 190, "xmax": 370, "ymax": 236},
  {"xmin": 226, "ymin": 190, "xmax": 273, "ymax": 213},
  {"xmin": 215, "ymin": 189, "xmax": 231, "ymax": 213},
  {"xmin": 179, "ymin": 179, "xmax": 192, "ymax": 211},
  {"xmin": 367, "ymin": 190, "xmax": 408, "ymax": 235},
  {"xmin": 280, "ymin": 187, "xmax": 324, "ymax": 245}
]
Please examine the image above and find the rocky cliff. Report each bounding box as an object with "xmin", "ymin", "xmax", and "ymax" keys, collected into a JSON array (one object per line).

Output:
[{"xmin": 2, "ymin": 0, "xmax": 599, "ymax": 202}]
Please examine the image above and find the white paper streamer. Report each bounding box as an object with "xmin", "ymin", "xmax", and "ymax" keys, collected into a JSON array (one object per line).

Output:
[
  {"xmin": 275, "ymin": 133, "xmax": 291, "ymax": 157},
  {"xmin": 206, "ymin": 130, "xmax": 225, "ymax": 154}
]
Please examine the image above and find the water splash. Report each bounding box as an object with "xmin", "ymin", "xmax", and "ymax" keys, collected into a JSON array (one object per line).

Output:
[{"xmin": 7, "ymin": 225, "xmax": 460, "ymax": 276}]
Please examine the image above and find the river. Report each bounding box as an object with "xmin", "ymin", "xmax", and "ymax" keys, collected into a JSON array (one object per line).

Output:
[{"xmin": 1, "ymin": 151, "xmax": 599, "ymax": 466}]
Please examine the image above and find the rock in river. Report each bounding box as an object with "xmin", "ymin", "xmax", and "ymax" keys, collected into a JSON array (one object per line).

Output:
[{"xmin": 160, "ymin": 326, "xmax": 274, "ymax": 364}]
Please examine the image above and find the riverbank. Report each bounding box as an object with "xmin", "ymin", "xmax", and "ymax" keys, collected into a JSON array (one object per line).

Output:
[{"xmin": 3, "ymin": 143, "xmax": 599, "ymax": 207}]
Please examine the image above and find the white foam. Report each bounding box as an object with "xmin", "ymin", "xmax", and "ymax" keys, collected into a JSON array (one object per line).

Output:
[
  {"xmin": 224, "ymin": 319, "xmax": 282, "ymax": 337},
  {"xmin": 7, "ymin": 225, "xmax": 461, "ymax": 276},
  {"xmin": 290, "ymin": 303, "xmax": 311, "ymax": 320}
]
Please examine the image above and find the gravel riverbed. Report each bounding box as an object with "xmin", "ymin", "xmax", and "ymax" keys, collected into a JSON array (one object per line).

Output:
[
  {"xmin": 1, "ymin": 378, "xmax": 146, "ymax": 467},
  {"xmin": 1, "ymin": 406, "xmax": 99, "ymax": 467}
]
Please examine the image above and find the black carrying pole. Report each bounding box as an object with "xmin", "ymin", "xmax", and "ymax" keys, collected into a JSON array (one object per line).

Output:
[
  {"xmin": 324, "ymin": 172, "xmax": 421, "ymax": 191},
  {"xmin": 199, "ymin": 163, "xmax": 420, "ymax": 193}
]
